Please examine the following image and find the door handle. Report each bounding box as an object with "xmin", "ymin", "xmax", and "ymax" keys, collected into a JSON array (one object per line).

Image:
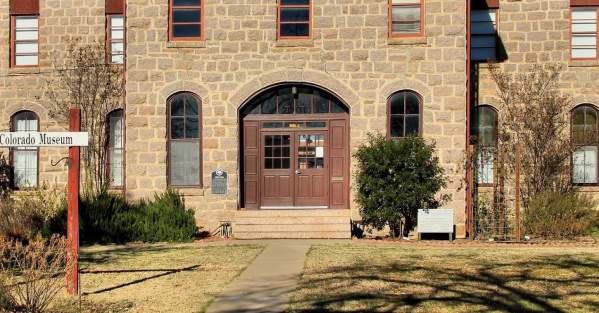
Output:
[{"xmin": 295, "ymin": 170, "xmax": 302, "ymax": 175}]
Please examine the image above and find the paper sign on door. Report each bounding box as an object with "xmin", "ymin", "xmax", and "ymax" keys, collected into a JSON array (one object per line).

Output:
[{"xmin": 316, "ymin": 147, "xmax": 324, "ymax": 158}]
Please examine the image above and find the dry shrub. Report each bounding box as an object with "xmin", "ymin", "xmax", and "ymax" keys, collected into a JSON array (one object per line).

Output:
[
  {"xmin": 524, "ymin": 191, "xmax": 597, "ymax": 239},
  {"xmin": 0, "ymin": 235, "xmax": 69, "ymax": 313},
  {"xmin": 0, "ymin": 184, "xmax": 64, "ymax": 242}
]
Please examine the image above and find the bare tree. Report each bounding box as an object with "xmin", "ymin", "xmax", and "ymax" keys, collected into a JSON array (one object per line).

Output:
[
  {"xmin": 44, "ymin": 39, "xmax": 124, "ymax": 197},
  {"xmin": 488, "ymin": 63, "xmax": 574, "ymax": 207}
]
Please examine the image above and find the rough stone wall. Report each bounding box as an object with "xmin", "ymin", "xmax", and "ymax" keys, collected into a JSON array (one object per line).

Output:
[
  {"xmin": 125, "ymin": 0, "xmax": 469, "ymax": 233},
  {"xmin": 476, "ymin": 0, "xmax": 599, "ymax": 203},
  {"xmin": 0, "ymin": 0, "xmax": 106, "ymax": 190}
]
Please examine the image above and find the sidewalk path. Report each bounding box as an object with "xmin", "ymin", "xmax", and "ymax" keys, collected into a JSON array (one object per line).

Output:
[{"xmin": 206, "ymin": 240, "xmax": 345, "ymax": 313}]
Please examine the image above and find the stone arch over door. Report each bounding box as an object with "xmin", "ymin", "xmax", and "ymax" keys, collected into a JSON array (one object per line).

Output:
[{"xmin": 238, "ymin": 83, "xmax": 351, "ymax": 210}]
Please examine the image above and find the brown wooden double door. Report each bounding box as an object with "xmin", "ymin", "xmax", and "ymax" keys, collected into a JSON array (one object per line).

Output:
[
  {"xmin": 242, "ymin": 118, "xmax": 349, "ymax": 209},
  {"xmin": 261, "ymin": 131, "xmax": 328, "ymax": 207}
]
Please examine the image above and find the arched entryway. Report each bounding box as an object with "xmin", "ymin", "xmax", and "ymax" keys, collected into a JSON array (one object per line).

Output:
[{"xmin": 239, "ymin": 83, "xmax": 350, "ymax": 210}]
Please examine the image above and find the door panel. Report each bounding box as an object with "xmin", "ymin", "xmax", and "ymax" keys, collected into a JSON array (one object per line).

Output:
[
  {"xmin": 260, "ymin": 133, "xmax": 294, "ymax": 206},
  {"xmin": 329, "ymin": 119, "xmax": 348, "ymax": 209},
  {"xmin": 243, "ymin": 121, "xmax": 260, "ymax": 208},
  {"xmin": 294, "ymin": 132, "xmax": 329, "ymax": 206}
]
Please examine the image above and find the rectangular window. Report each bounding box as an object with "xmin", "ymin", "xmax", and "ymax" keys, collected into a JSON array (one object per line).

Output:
[
  {"xmin": 571, "ymin": 7, "xmax": 598, "ymax": 59},
  {"xmin": 573, "ymin": 146, "xmax": 598, "ymax": 184},
  {"xmin": 11, "ymin": 16, "xmax": 39, "ymax": 67},
  {"xmin": 471, "ymin": 9, "xmax": 497, "ymax": 61},
  {"xmin": 389, "ymin": 0, "xmax": 423, "ymax": 37},
  {"xmin": 108, "ymin": 111, "xmax": 124, "ymax": 187},
  {"xmin": 107, "ymin": 15, "xmax": 124, "ymax": 64},
  {"xmin": 278, "ymin": 0, "xmax": 311, "ymax": 39},
  {"xmin": 169, "ymin": 0, "xmax": 203, "ymax": 41}
]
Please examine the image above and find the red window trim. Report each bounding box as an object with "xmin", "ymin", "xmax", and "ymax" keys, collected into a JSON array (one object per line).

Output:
[
  {"xmin": 106, "ymin": 14, "xmax": 125, "ymax": 65},
  {"xmin": 571, "ymin": 104, "xmax": 599, "ymax": 186},
  {"xmin": 386, "ymin": 90, "xmax": 423, "ymax": 139},
  {"xmin": 473, "ymin": 105, "xmax": 498, "ymax": 187},
  {"xmin": 106, "ymin": 0, "xmax": 125, "ymax": 14},
  {"xmin": 388, "ymin": 0, "xmax": 425, "ymax": 38},
  {"xmin": 472, "ymin": 0, "xmax": 499, "ymax": 9},
  {"xmin": 167, "ymin": 92, "xmax": 203, "ymax": 188},
  {"xmin": 106, "ymin": 109, "xmax": 124, "ymax": 189},
  {"xmin": 10, "ymin": 0, "xmax": 39, "ymax": 15},
  {"xmin": 278, "ymin": 0, "xmax": 312, "ymax": 40},
  {"xmin": 169, "ymin": 0, "xmax": 204, "ymax": 41},
  {"xmin": 10, "ymin": 110, "xmax": 40, "ymax": 190},
  {"xmin": 10, "ymin": 14, "xmax": 39, "ymax": 68},
  {"xmin": 570, "ymin": 7, "xmax": 599, "ymax": 61},
  {"xmin": 572, "ymin": 0, "xmax": 599, "ymax": 6}
]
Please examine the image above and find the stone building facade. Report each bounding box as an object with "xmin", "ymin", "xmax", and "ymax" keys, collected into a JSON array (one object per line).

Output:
[{"xmin": 4, "ymin": 0, "xmax": 596, "ymax": 238}]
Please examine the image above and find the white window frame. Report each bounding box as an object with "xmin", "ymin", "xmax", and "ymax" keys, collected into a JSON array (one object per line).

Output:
[
  {"xmin": 107, "ymin": 14, "xmax": 124, "ymax": 64},
  {"xmin": 11, "ymin": 15, "xmax": 39, "ymax": 67}
]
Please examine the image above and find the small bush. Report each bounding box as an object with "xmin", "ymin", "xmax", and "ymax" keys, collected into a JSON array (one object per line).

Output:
[
  {"xmin": 45, "ymin": 189, "xmax": 197, "ymax": 244},
  {"xmin": 524, "ymin": 191, "xmax": 597, "ymax": 239},
  {"xmin": 136, "ymin": 190, "xmax": 198, "ymax": 242},
  {"xmin": 0, "ymin": 235, "xmax": 69, "ymax": 313},
  {"xmin": 1, "ymin": 184, "xmax": 64, "ymax": 242},
  {"xmin": 354, "ymin": 133, "xmax": 448, "ymax": 238}
]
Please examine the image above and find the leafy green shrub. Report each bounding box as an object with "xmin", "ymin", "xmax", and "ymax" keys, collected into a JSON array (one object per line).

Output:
[
  {"xmin": 524, "ymin": 191, "xmax": 597, "ymax": 239},
  {"xmin": 45, "ymin": 189, "xmax": 198, "ymax": 244},
  {"xmin": 136, "ymin": 190, "xmax": 198, "ymax": 242},
  {"xmin": 354, "ymin": 133, "xmax": 448, "ymax": 238}
]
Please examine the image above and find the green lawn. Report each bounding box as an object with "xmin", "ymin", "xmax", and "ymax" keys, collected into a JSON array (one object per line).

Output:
[
  {"xmin": 53, "ymin": 242, "xmax": 265, "ymax": 313},
  {"xmin": 290, "ymin": 243, "xmax": 599, "ymax": 313}
]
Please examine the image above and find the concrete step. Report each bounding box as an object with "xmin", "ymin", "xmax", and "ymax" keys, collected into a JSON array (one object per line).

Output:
[
  {"xmin": 235, "ymin": 223, "xmax": 349, "ymax": 233},
  {"xmin": 235, "ymin": 216, "xmax": 348, "ymax": 225},
  {"xmin": 236, "ymin": 209, "xmax": 349, "ymax": 218},
  {"xmin": 233, "ymin": 209, "xmax": 351, "ymax": 239},
  {"xmin": 234, "ymin": 231, "xmax": 350, "ymax": 239}
]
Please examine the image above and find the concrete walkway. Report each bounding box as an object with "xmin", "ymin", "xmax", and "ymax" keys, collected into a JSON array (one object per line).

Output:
[{"xmin": 206, "ymin": 240, "xmax": 345, "ymax": 313}]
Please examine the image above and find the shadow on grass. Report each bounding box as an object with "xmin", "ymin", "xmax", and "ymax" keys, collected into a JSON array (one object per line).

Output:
[
  {"xmin": 78, "ymin": 244, "xmax": 205, "ymax": 268},
  {"xmin": 290, "ymin": 253, "xmax": 599, "ymax": 313},
  {"xmin": 82, "ymin": 264, "xmax": 201, "ymax": 295}
]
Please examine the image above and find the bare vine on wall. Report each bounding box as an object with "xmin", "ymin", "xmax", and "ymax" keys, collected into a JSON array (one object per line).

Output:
[
  {"xmin": 43, "ymin": 39, "xmax": 124, "ymax": 197},
  {"xmin": 488, "ymin": 63, "xmax": 574, "ymax": 208}
]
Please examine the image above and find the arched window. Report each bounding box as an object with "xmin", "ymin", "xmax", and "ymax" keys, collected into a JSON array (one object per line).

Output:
[
  {"xmin": 388, "ymin": 90, "xmax": 422, "ymax": 138},
  {"xmin": 473, "ymin": 106, "xmax": 497, "ymax": 185},
  {"xmin": 572, "ymin": 104, "xmax": 598, "ymax": 184},
  {"xmin": 168, "ymin": 92, "xmax": 202, "ymax": 187},
  {"xmin": 107, "ymin": 109, "xmax": 124, "ymax": 187},
  {"xmin": 10, "ymin": 111, "xmax": 39, "ymax": 188}
]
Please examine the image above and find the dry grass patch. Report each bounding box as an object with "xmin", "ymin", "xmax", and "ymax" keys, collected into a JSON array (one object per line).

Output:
[
  {"xmin": 290, "ymin": 244, "xmax": 599, "ymax": 313},
  {"xmin": 52, "ymin": 242, "xmax": 264, "ymax": 313}
]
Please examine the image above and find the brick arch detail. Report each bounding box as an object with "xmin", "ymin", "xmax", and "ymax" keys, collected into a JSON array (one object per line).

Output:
[
  {"xmin": 158, "ymin": 81, "xmax": 211, "ymax": 108},
  {"xmin": 228, "ymin": 69, "xmax": 359, "ymax": 112},
  {"xmin": 379, "ymin": 77, "xmax": 433, "ymax": 105}
]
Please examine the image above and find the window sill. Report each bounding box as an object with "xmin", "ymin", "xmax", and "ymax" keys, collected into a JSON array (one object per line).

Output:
[
  {"xmin": 568, "ymin": 60, "xmax": 599, "ymax": 68},
  {"xmin": 274, "ymin": 39, "xmax": 314, "ymax": 48},
  {"xmin": 166, "ymin": 41, "xmax": 207, "ymax": 49},
  {"xmin": 388, "ymin": 37, "xmax": 428, "ymax": 46},
  {"xmin": 8, "ymin": 67, "xmax": 41, "ymax": 75}
]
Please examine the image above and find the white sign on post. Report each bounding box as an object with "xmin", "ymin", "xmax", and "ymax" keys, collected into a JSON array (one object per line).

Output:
[{"xmin": 0, "ymin": 132, "xmax": 89, "ymax": 147}]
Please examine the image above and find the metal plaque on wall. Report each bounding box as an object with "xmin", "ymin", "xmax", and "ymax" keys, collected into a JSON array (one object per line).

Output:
[{"xmin": 211, "ymin": 169, "xmax": 228, "ymax": 195}]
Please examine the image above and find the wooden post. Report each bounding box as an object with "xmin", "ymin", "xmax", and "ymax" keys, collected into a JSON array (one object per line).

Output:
[
  {"xmin": 515, "ymin": 144, "xmax": 521, "ymax": 242},
  {"xmin": 67, "ymin": 108, "xmax": 80, "ymax": 295},
  {"xmin": 468, "ymin": 145, "xmax": 475, "ymax": 240}
]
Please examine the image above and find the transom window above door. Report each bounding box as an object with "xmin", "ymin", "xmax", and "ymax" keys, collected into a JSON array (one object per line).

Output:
[{"xmin": 241, "ymin": 84, "xmax": 348, "ymax": 117}]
